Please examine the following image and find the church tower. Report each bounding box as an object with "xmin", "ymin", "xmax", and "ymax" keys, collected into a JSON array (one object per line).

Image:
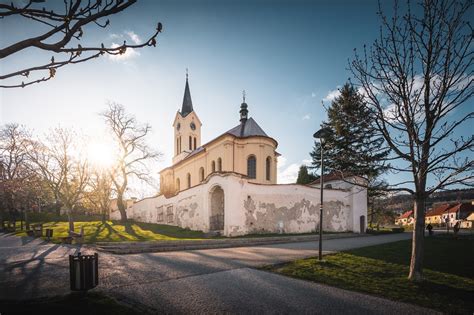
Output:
[{"xmin": 172, "ymin": 72, "xmax": 202, "ymax": 165}]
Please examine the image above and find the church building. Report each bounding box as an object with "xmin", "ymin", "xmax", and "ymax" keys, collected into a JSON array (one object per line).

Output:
[
  {"xmin": 110, "ymin": 76, "xmax": 368, "ymax": 236},
  {"xmin": 159, "ymin": 75, "xmax": 279, "ymax": 198}
]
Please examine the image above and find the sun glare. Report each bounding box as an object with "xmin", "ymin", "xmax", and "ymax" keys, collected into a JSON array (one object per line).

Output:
[{"xmin": 87, "ymin": 140, "xmax": 117, "ymax": 169}]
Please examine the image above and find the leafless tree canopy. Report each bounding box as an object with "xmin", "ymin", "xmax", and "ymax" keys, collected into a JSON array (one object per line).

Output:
[
  {"xmin": 0, "ymin": 0, "xmax": 162, "ymax": 88},
  {"xmin": 350, "ymin": 0, "xmax": 473, "ymax": 281},
  {"xmin": 102, "ymin": 102, "xmax": 161, "ymax": 222},
  {"xmin": 29, "ymin": 127, "xmax": 89, "ymax": 230},
  {"xmin": 351, "ymin": 0, "xmax": 473, "ymax": 195},
  {"xmin": 0, "ymin": 124, "xmax": 36, "ymax": 217}
]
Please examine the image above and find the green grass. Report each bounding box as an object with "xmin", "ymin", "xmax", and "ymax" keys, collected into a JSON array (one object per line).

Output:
[
  {"xmin": 264, "ymin": 235, "xmax": 474, "ymax": 314},
  {"xmin": 13, "ymin": 220, "xmax": 206, "ymax": 243},
  {"xmin": 0, "ymin": 292, "xmax": 140, "ymax": 314}
]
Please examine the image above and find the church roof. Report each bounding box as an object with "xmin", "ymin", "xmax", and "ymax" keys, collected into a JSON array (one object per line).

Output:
[
  {"xmin": 181, "ymin": 78, "xmax": 193, "ymax": 117},
  {"xmin": 225, "ymin": 117, "xmax": 268, "ymax": 138}
]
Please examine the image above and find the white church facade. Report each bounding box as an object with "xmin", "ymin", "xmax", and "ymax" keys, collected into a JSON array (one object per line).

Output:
[{"xmin": 110, "ymin": 77, "xmax": 368, "ymax": 236}]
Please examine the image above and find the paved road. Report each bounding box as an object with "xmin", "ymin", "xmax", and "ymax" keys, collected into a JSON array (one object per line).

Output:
[{"xmin": 0, "ymin": 232, "xmax": 435, "ymax": 314}]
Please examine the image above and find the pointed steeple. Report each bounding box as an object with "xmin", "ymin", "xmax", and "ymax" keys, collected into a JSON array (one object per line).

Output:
[{"xmin": 181, "ymin": 69, "xmax": 193, "ymax": 117}]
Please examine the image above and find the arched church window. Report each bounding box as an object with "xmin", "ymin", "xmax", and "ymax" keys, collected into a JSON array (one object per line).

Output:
[
  {"xmin": 194, "ymin": 137, "xmax": 197, "ymax": 150},
  {"xmin": 176, "ymin": 138, "xmax": 179, "ymax": 155},
  {"xmin": 199, "ymin": 167, "xmax": 205, "ymax": 182},
  {"xmin": 189, "ymin": 136, "xmax": 192, "ymax": 150},
  {"xmin": 247, "ymin": 155, "xmax": 256, "ymax": 179},
  {"xmin": 176, "ymin": 178, "xmax": 180, "ymax": 192},
  {"xmin": 266, "ymin": 156, "xmax": 271, "ymax": 181},
  {"xmin": 211, "ymin": 161, "xmax": 216, "ymax": 173},
  {"xmin": 187, "ymin": 173, "xmax": 191, "ymax": 188},
  {"xmin": 217, "ymin": 158, "xmax": 222, "ymax": 172},
  {"xmin": 178, "ymin": 137, "xmax": 181, "ymax": 154}
]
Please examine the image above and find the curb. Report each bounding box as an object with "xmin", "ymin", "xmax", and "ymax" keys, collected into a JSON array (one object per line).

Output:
[{"xmin": 94, "ymin": 233, "xmax": 362, "ymax": 255}]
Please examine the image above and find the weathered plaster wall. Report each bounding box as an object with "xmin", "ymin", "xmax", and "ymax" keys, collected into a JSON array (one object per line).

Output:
[{"xmin": 110, "ymin": 173, "xmax": 367, "ymax": 236}]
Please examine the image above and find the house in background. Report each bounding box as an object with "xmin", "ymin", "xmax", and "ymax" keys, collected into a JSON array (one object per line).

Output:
[
  {"xmin": 460, "ymin": 212, "xmax": 474, "ymax": 228},
  {"xmin": 395, "ymin": 210, "xmax": 414, "ymax": 226},
  {"xmin": 426, "ymin": 202, "xmax": 474, "ymax": 227},
  {"xmin": 442, "ymin": 202, "xmax": 474, "ymax": 227},
  {"xmin": 425, "ymin": 204, "xmax": 454, "ymax": 225}
]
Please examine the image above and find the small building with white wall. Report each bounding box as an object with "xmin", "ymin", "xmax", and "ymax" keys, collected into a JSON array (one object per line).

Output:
[{"xmin": 110, "ymin": 76, "xmax": 368, "ymax": 236}]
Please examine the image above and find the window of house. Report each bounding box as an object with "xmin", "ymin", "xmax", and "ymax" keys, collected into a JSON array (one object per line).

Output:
[
  {"xmin": 189, "ymin": 136, "xmax": 192, "ymax": 150},
  {"xmin": 199, "ymin": 167, "xmax": 205, "ymax": 182},
  {"xmin": 157, "ymin": 206, "xmax": 164, "ymax": 222},
  {"xmin": 187, "ymin": 173, "xmax": 191, "ymax": 188},
  {"xmin": 194, "ymin": 137, "xmax": 197, "ymax": 150},
  {"xmin": 217, "ymin": 158, "xmax": 222, "ymax": 172},
  {"xmin": 167, "ymin": 206, "xmax": 173, "ymax": 223},
  {"xmin": 211, "ymin": 161, "xmax": 216, "ymax": 173},
  {"xmin": 265, "ymin": 156, "xmax": 271, "ymax": 181},
  {"xmin": 247, "ymin": 155, "xmax": 256, "ymax": 179}
]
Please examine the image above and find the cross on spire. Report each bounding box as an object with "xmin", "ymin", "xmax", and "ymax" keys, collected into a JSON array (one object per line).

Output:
[
  {"xmin": 242, "ymin": 90, "xmax": 246, "ymax": 103},
  {"xmin": 186, "ymin": 68, "xmax": 189, "ymax": 80}
]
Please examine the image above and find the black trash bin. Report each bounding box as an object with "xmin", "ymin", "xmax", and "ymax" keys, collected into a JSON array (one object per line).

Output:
[{"xmin": 69, "ymin": 252, "xmax": 98, "ymax": 291}]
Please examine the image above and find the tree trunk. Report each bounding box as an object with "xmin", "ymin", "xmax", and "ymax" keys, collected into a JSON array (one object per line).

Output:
[
  {"xmin": 117, "ymin": 192, "xmax": 128, "ymax": 223},
  {"xmin": 67, "ymin": 205, "xmax": 74, "ymax": 232},
  {"xmin": 54, "ymin": 198, "xmax": 61, "ymax": 217},
  {"xmin": 25, "ymin": 211, "xmax": 29, "ymax": 231},
  {"xmin": 408, "ymin": 195, "xmax": 425, "ymax": 281}
]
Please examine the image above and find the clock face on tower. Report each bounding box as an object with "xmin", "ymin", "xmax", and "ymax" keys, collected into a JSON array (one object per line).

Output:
[
  {"xmin": 177, "ymin": 123, "xmax": 181, "ymax": 131},
  {"xmin": 190, "ymin": 122, "xmax": 196, "ymax": 130}
]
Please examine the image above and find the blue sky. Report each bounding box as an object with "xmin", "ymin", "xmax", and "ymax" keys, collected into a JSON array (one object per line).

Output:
[{"xmin": 1, "ymin": 0, "xmax": 472, "ymax": 194}]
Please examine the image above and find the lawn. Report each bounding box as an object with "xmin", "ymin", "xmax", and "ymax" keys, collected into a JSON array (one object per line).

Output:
[
  {"xmin": 13, "ymin": 220, "xmax": 206, "ymax": 243},
  {"xmin": 0, "ymin": 292, "xmax": 140, "ymax": 314},
  {"xmin": 264, "ymin": 235, "xmax": 474, "ymax": 314}
]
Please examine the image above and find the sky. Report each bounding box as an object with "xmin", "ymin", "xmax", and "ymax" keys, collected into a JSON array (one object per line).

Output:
[{"xmin": 1, "ymin": 0, "xmax": 472, "ymax": 196}]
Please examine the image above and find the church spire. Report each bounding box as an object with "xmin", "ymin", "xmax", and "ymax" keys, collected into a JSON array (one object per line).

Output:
[
  {"xmin": 181, "ymin": 69, "xmax": 193, "ymax": 117},
  {"xmin": 240, "ymin": 90, "xmax": 248, "ymax": 123}
]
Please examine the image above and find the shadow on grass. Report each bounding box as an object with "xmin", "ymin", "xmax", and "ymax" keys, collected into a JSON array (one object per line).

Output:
[
  {"xmin": 88, "ymin": 222, "xmax": 106, "ymax": 243},
  {"xmin": 103, "ymin": 222, "xmax": 128, "ymax": 242},
  {"xmin": 345, "ymin": 235, "xmax": 474, "ymax": 278},
  {"xmin": 124, "ymin": 222, "xmax": 146, "ymax": 241}
]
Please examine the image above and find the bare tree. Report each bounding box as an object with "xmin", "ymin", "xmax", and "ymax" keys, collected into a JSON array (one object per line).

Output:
[
  {"xmin": 86, "ymin": 169, "xmax": 113, "ymax": 223},
  {"xmin": 102, "ymin": 102, "xmax": 160, "ymax": 222},
  {"xmin": 0, "ymin": 124, "xmax": 34, "ymax": 225},
  {"xmin": 0, "ymin": 0, "xmax": 162, "ymax": 88},
  {"xmin": 351, "ymin": 0, "xmax": 473, "ymax": 281},
  {"xmin": 30, "ymin": 127, "xmax": 89, "ymax": 231}
]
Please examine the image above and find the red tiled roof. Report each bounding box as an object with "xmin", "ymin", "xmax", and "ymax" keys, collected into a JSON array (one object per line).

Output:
[
  {"xmin": 426, "ymin": 202, "xmax": 474, "ymax": 217},
  {"xmin": 426, "ymin": 204, "xmax": 453, "ymax": 217},
  {"xmin": 399, "ymin": 210, "xmax": 413, "ymax": 219},
  {"xmin": 446, "ymin": 203, "xmax": 461, "ymax": 214}
]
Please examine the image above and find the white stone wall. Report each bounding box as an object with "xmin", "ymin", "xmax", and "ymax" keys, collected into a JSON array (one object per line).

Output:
[{"xmin": 110, "ymin": 173, "xmax": 368, "ymax": 236}]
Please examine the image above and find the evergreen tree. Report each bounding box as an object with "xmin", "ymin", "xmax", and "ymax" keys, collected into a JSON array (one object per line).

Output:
[
  {"xmin": 310, "ymin": 83, "xmax": 390, "ymax": 227},
  {"xmin": 310, "ymin": 83, "xmax": 389, "ymax": 180},
  {"xmin": 296, "ymin": 165, "xmax": 316, "ymax": 184}
]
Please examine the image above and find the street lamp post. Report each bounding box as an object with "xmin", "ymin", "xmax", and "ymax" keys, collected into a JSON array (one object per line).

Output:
[{"xmin": 313, "ymin": 127, "xmax": 332, "ymax": 261}]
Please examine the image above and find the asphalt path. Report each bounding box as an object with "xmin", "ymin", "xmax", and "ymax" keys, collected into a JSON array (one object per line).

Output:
[{"xmin": 0, "ymin": 232, "xmax": 437, "ymax": 314}]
